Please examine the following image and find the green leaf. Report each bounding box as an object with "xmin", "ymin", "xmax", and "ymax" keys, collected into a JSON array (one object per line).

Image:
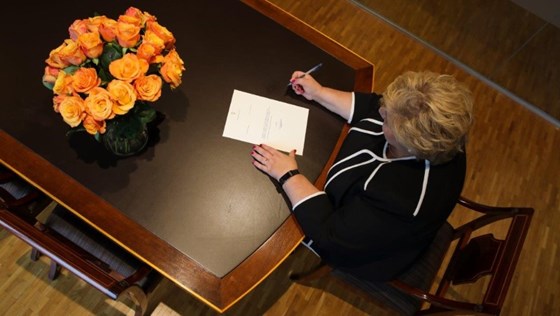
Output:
[
  {"xmin": 98, "ymin": 68, "xmax": 112, "ymax": 85},
  {"xmin": 134, "ymin": 102, "xmax": 157, "ymax": 126},
  {"xmin": 99, "ymin": 43, "xmax": 123, "ymax": 72},
  {"xmin": 62, "ymin": 65, "xmax": 80, "ymax": 75},
  {"xmin": 65, "ymin": 126, "xmax": 86, "ymax": 137},
  {"xmin": 42, "ymin": 80, "xmax": 54, "ymax": 90}
]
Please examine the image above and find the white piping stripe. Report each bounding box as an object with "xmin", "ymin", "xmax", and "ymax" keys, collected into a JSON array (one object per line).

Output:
[
  {"xmin": 326, "ymin": 155, "xmax": 377, "ymax": 189},
  {"xmin": 329, "ymin": 149, "xmax": 379, "ymax": 172},
  {"xmin": 412, "ymin": 160, "xmax": 431, "ymax": 217},
  {"xmin": 364, "ymin": 162, "xmax": 389, "ymax": 190},
  {"xmin": 360, "ymin": 118, "xmax": 384, "ymax": 125},
  {"xmin": 326, "ymin": 141, "xmax": 417, "ymax": 190},
  {"xmin": 382, "ymin": 141, "xmax": 389, "ymax": 158},
  {"xmin": 349, "ymin": 127, "xmax": 384, "ymax": 136},
  {"xmin": 301, "ymin": 239, "xmax": 321, "ymax": 257}
]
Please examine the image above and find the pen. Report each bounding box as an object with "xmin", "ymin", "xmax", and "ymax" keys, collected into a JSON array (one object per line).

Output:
[{"xmin": 288, "ymin": 63, "xmax": 323, "ymax": 86}]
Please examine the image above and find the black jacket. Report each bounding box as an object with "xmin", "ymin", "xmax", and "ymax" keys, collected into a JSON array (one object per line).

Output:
[{"xmin": 292, "ymin": 92, "xmax": 465, "ymax": 281}]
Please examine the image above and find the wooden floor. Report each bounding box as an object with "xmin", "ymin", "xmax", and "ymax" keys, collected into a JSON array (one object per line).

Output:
[
  {"xmin": 353, "ymin": 0, "xmax": 560, "ymax": 125},
  {"xmin": 1, "ymin": 0, "xmax": 559, "ymax": 315}
]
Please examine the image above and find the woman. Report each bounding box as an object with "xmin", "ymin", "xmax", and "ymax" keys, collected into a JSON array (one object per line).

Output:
[{"xmin": 250, "ymin": 71, "xmax": 473, "ymax": 281}]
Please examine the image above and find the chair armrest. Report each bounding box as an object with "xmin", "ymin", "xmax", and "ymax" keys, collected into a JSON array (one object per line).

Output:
[
  {"xmin": 389, "ymin": 280, "xmax": 487, "ymax": 314},
  {"xmin": 458, "ymin": 196, "xmax": 534, "ymax": 215},
  {"xmin": 455, "ymin": 196, "xmax": 534, "ymax": 236}
]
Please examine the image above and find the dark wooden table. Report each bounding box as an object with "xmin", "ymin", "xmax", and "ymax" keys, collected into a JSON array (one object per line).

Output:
[{"xmin": 0, "ymin": 0, "xmax": 373, "ymax": 312}]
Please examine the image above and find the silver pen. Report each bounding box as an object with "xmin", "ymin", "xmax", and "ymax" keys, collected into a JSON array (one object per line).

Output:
[{"xmin": 288, "ymin": 63, "xmax": 323, "ymax": 86}]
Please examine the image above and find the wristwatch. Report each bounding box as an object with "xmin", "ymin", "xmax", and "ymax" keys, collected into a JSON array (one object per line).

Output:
[{"xmin": 278, "ymin": 169, "xmax": 300, "ymax": 186}]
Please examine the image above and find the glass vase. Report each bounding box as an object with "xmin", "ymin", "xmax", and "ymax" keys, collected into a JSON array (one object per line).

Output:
[{"xmin": 102, "ymin": 115, "xmax": 149, "ymax": 157}]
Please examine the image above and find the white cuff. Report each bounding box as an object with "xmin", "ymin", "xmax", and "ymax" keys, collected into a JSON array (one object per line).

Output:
[
  {"xmin": 292, "ymin": 191, "xmax": 326, "ymax": 211},
  {"xmin": 348, "ymin": 92, "xmax": 355, "ymax": 124}
]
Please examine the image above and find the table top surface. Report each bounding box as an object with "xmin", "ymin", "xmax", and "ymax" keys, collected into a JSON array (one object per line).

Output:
[{"xmin": 0, "ymin": 0, "xmax": 373, "ymax": 312}]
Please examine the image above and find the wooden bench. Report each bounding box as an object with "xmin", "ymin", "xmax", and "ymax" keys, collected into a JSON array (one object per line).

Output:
[{"xmin": 0, "ymin": 168, "xmax": 161, "ymax": 315}]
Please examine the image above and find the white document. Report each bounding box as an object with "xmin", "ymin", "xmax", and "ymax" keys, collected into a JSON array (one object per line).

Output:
[{"xmin": 222, "ymin": 89, "xmax": 309, "ymax": 155}]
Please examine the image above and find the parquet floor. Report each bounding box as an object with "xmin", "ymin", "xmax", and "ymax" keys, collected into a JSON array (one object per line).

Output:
[
  {"xmin": 1, "ymin": 1, "xmax": 559, "ymax": 315},
  {"xmin": 353, "ymin": 0, "xmax": 560, "ymax": 126}
]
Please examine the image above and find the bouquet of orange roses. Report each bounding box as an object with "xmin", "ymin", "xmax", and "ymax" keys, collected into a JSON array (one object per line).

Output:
[{"xmin": 42, "ymin": 6, "xmax": 185, "ymax": 155}]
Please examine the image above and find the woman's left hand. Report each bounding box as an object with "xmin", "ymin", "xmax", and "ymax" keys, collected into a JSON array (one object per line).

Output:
[{"xmin": 251, "ymin": 144, "xmax": 298, "ymax": 181}]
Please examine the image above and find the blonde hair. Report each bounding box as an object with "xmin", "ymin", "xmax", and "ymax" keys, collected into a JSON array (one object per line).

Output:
[{"xmin": 382, "ymin": 71, "xmax": 474, "ymax": 165}]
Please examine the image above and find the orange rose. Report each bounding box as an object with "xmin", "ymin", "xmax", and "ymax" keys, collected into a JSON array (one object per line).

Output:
[
  {"xmin": 143, "ymin": 30, "xmax": 165, "ymax": 51},
  {"xmin": 99, "ymin": 18, "xmax": 118, "ymax": 42},
  {"xmin": 68, "ymin": 19, "xmax": 89, "ymax": 41},
  {"xmin": 59, "ymin": 95, "xmax": 86, "ymax": 127},
  {"xmin": 109, "ymin": 53, "xmax": 149, "ymax": 82},
  {"xmin": 160, "ymin": 49, "xmax": 185, "ymax": 89},
  {"xmin": 107, "ymin": 80, "xmax": 137, "ymax": 115},
  {"xmin": 123, "ymin": 7, "xmax": 156, "ymax": 27},
  {"xmin": 85, "ymin": 87, "xmax": 114, "ymax": 121},
  {"xmin": 50, "ymin": 39, "xmax": 86, "ymax": 67},
  {"xmin": 146, "ymin": 21, "xmax": 175, "ymax": 49},
  {"xmin": 53, "ymin": 71, "xmax": 74, "ymax": 96},
  {"xmin": 86, "ymin": 16, "xmax": 106, "ymax": 33},
  {"xmin": 42, "ymin": 66, "xmax": 60, "ymax": 89},
  {"xmin": 143, "ymin": 11, "xmax": 157, "ymax": 25},
  {"xmin": 52, "ymin": 95, "xmax": 67, "ymax": 113},
  {"xmin": 123, "ymin": 7, "xmax": 143, "ymax": 19},
  {"xmin": 45, "ymin": 42, "xmax": 71, "ymax": 68},
  {"xmin": 83, "ymin": 115, "xmax": 107, "ymax": 135},
  {"xmin": 136, "ymin": 43, "xmax": 157, "ymax": 63},
  {"xmin": 134, "ymin": 75, "xmax": 162, "ymax": 102},
  {"xmin": 119, "ymin": 14, "xmax": 142, "ymax": 28},
  {"xmin": 72, "ymin": 67, "xmax": 100, "ymax": 93},
  {"xmin": 153, "ymin": 55, "xmax": 165, "ymax": 64},
  {"xmin": 160, "ymin": 62, "xmax": 184, "ymax": 89},
  {"xmin": 137, "ymin": 30, "xmax": 165, "ymax": 62},
  {"xmin": 78, "ymin": 32, "xmax": 104, "ymax": 59},
  {"xmin": 116, "ymin": 22, "xmax": 141, "ymax": 48},
  {"xmin": 59, "ymin": 39, "xmax": 88, "ymax": 66}
]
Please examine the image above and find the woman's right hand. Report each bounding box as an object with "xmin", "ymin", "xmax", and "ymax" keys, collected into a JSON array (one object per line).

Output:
[
  {"xmin": 290, "ymin": 72, "xmax": 323, "ymax": 101},
  {"xmin": 290, "ymin": 70, "xmax": 353, "ymax": 121}
]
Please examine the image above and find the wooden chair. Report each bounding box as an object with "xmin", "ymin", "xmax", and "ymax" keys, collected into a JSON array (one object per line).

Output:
[
  {"xmin": 0, "ymin": 167, "xmax": 161, "ymax": 315},
  {"xmin": 290, "ymin": 197, "xmax": 534, "ymax": 315}
]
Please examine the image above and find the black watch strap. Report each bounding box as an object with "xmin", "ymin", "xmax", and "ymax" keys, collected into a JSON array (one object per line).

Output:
[{"xmin": 278, "ymin": 169, "xmax": 300, "ymax": 186}]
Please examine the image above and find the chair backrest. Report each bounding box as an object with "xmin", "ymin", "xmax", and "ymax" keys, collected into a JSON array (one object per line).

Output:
[
  {"xmin": 291, "ymin": 196, "xmax": 534, "ymax": 315},
  {"xmin": 389, "ymin": 197, "xmax": 533, "ymax": 315},
  {"xmin": 0, "ymin": 167, "xmax": 161, "ymax": 315}
]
